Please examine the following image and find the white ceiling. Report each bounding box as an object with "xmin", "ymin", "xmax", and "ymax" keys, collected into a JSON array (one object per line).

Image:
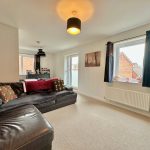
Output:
[{"xmin": 0, "ymin": 0, "xmax": 150, "ymax": 53}]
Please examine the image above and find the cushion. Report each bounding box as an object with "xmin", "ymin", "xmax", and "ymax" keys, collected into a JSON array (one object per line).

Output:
[
  {"xmin": 53, "ymin": 80, "xmax": 65, "ymax": 92},
  {"xmin": 0, "ymin": 82, "xmax": 24, "ymax": 97},
  {"xmin": 25, "ymin": 80, "xmax": 52, "ymax": 93},
  {"xmin": 21, "ymin": 81, "xmax": 27, "ymax": 93},
  {"xmin": 0, "ymin": 85, "xmax": 17, "ymax": 103},
  {"xmin": 0, "ymin": 98, "xmax": 2, "ymax": 106},
  {"xmin": 25, "ymin": 78, "xmax": 59, "ymax": 93}
]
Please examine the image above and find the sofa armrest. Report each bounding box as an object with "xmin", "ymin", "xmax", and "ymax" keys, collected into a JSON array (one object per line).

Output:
[
  {"xmin": 64, "ymin": 86, "xmax": 73, "ymax": 91},
  {"xmin": 0, "ymin": 105, "xmax": 54, "ymax": 150}
]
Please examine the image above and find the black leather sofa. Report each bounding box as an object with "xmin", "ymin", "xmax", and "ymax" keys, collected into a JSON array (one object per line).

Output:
[
  {"xmin": 0, "ymin": 82, "xmax": 77, "ymax": 113},
  {"xmin": 0, "ymin": 82, "xmax": 77, "ymax": 150}
]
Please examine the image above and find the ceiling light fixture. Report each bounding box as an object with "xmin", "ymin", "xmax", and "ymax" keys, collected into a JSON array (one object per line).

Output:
[
  {"xmin": 36, "ymin": 41, "xmax": 46, "ymax": 56},
  {"xmin": 67, "ymin": 11, "xmax": 81, "ymax": 35}
]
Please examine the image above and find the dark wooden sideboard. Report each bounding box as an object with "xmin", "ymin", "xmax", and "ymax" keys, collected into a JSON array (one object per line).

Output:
[{"xmin": 26, "ymin": 73, "xmax": 50, "ymax": 79}]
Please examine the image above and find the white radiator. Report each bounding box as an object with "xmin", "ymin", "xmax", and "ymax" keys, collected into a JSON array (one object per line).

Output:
[{"xmin": 105, "ymin": 87, "xmax": 150, "ymax": 111}]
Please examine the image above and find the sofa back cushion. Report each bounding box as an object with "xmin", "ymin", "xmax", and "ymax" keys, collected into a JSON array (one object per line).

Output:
[
  {"xmin": 0, "ymin": 82, "xmax": 24, "ymax": 97},
  {"xmin": 25, "ymin": 78, "xmax": 58, "ymax": 93},
  {"xmin": 0, "ymin": 85, "xmax": 17, "ymax": 103},
  {"xmin": 0, "ymin": 98, "xmax": 2, "ymax": 106}
]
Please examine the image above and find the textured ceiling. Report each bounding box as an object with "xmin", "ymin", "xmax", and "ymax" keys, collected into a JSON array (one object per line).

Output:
[{"xmin": 0, "ymin": 0, "xmax": 150, "ymax": 52}]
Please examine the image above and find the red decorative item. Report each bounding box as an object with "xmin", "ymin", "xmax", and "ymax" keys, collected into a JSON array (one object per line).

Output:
[{"xmin": 25, "ymin": 78, "xmax": 59, "ymax": 92}]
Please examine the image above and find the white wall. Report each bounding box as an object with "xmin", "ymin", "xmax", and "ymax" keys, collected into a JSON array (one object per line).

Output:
[
  {"xmin": 0, "ymin": 23, "xmax": 19, "ymax": 82},
  {"xmin": 19, "ymin": 49, "xmax": 55, "ymax": 78},
  {"xmin": 54, "ymin": 23, "xmax": 150, "ymax": 101}
]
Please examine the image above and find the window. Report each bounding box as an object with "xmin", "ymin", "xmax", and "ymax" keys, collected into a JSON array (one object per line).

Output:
[
  {"xmin": 19, "ymin": 54, "xmax": 35, "ymax": 75},
  {"xmin": 64, "ymin": 54, "xmax": 79, "ymax": 88},
  {"xmin": 114, "ymin": 36, "xmax": 145, "ymax": 83}
]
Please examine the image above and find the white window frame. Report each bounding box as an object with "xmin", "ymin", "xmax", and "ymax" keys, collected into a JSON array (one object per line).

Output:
[
  {"xmin": 113, "ymin": 36, "xmax": 145, "ymax": 84},
  {"xmin": 19, "ymin": 54, "xmax": 35, "ymax": 75}
]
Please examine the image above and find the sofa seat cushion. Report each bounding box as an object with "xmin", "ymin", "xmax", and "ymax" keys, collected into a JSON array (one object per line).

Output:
[
  {"xmin": 0, "ymin": 105, "xmax": 54, "ymax": 150},
  {"xmin": 54, "ymin": 90, "xmax": 75, "ymax": 103},
  {"xmin": 0, "ymin": 93, "xmax": 55, "ymax": 113},
  {"xmin": 18, "ymin": 93, "xmax": 55, "ymax": 104},
  {"xmin": 55, "ymin": 90, "xmax": 74, "ymax": 97}
]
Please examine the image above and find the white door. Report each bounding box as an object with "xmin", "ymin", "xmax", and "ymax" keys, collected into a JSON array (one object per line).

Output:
[{"xmin": 65, "ymin": 55, "xmax": 79, "ymax": 89}]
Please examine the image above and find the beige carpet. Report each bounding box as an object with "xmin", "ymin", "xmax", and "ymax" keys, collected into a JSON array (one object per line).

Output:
[{"xmin": 43, "ymin": 95, "xmax": 150, "ymax": 150}]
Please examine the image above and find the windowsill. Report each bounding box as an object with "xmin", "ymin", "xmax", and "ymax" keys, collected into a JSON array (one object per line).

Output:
[
  {"xmin": 106, "ymin": 80, "xmax": 144, "ymax": 90},
  {"xmin": 106, "ymin": 80, "xmax": 150, "ymax": 94},
  {"xmin": 112, "ymin": 80, "xmax": 142, "ymax": 85}
]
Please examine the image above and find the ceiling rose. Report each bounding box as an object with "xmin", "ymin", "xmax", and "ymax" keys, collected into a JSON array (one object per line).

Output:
[{"xmin": 56, "ymin": 0, "xmax": 94, "ymax": 22}]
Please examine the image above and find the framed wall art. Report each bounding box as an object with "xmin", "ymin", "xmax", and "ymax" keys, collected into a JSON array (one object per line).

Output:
[{"xmin": 85, "ymin": 51, "xmax": 101, "ymax": 67}]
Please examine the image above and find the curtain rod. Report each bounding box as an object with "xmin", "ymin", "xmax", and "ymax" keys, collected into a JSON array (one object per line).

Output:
[{"xmin": 113, "ymin": 33, "xmax": 146, "ymax": 44}]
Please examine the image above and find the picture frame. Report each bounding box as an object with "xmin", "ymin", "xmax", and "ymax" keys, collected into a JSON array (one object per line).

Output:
[{"xmin": 85, "ymin": 51, "xmax": 101, "ymax": 67}]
